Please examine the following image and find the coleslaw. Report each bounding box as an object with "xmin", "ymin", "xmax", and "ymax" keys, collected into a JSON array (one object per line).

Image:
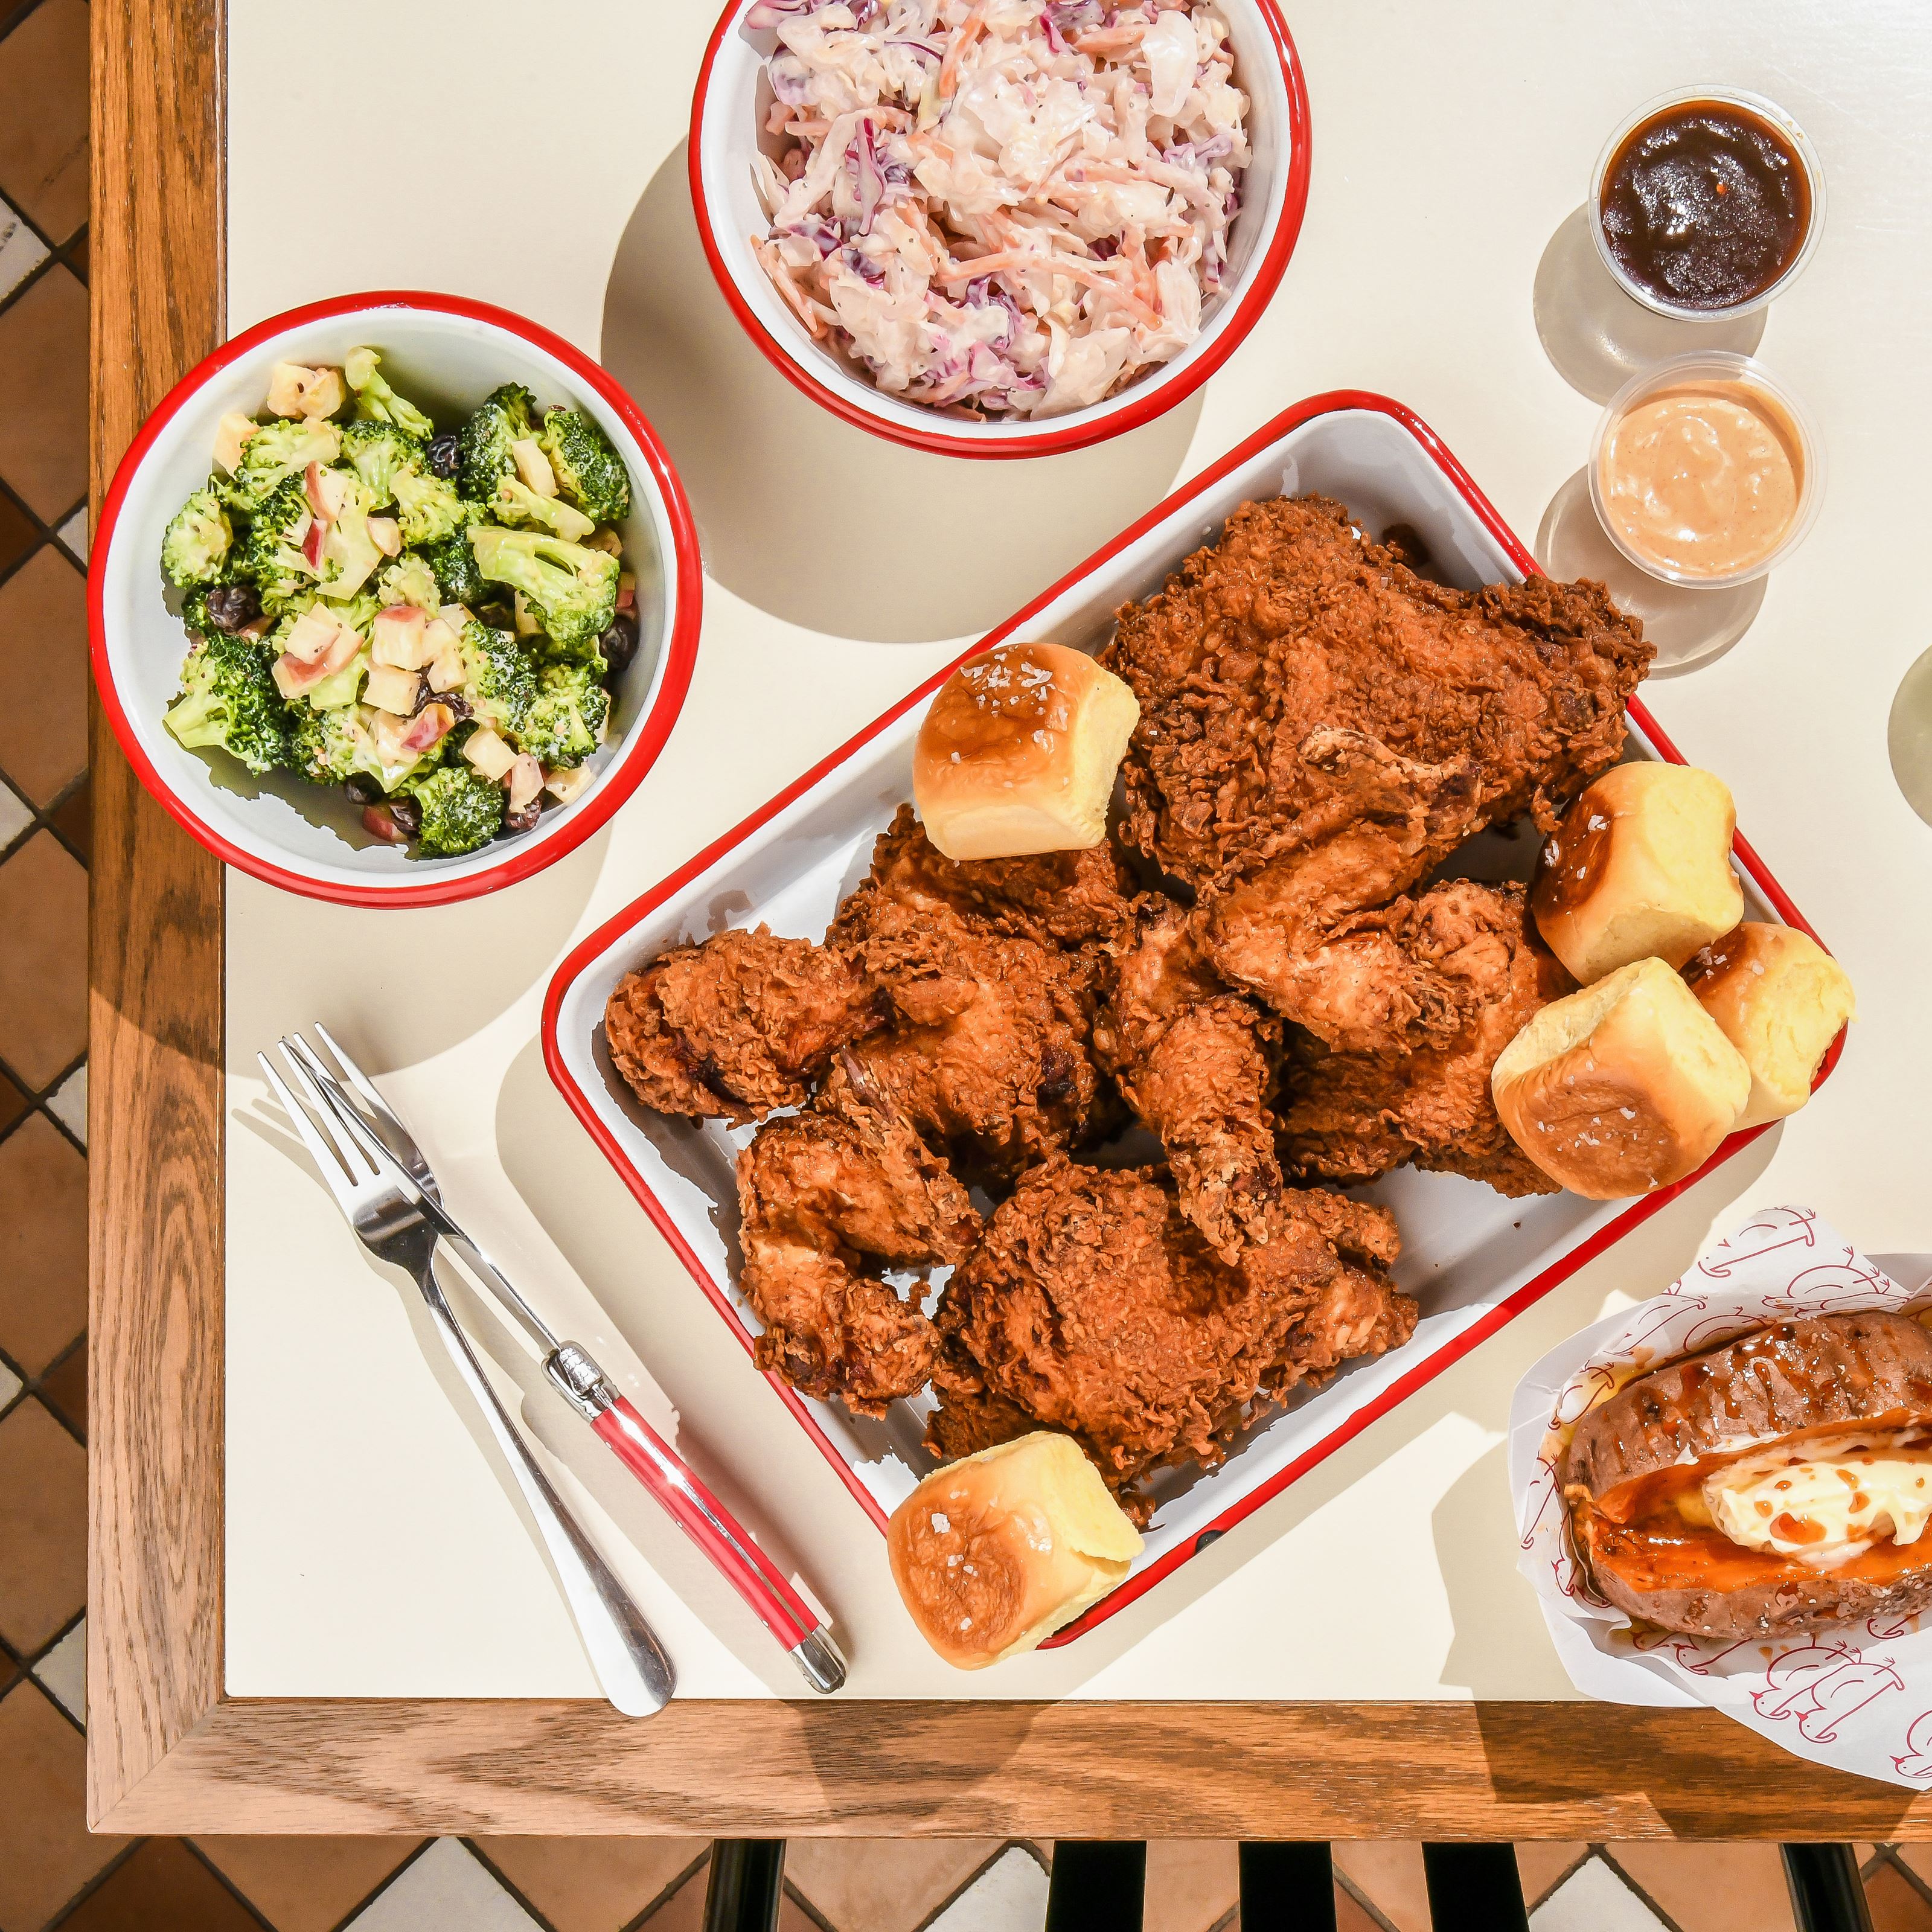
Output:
[{"xmin": 747, "ymin": 0, "xmax": 1251, "ymax": 418}]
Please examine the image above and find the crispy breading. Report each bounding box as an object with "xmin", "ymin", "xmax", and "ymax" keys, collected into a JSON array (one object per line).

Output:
[
  {"xmin": 604, "ymin": 926, "xmax": 881, "ymax": 1124},
  {"xmin": 1101, "ymin": 495, "xmax": 1651, "ymax": 891}
]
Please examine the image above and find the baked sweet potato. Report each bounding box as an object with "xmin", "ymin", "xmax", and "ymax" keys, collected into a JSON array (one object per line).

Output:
[{"xmin": 1562, "ymin": 1311, "xmax": 1932, "ymax": 1639}]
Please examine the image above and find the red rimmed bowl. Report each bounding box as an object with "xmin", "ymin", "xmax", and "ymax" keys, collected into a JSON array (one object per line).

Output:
[
  {"xmin": 90, "ymin": 292, "xmax": 703, "ymax": 908},
  {"xmin": 689, "ymin": 0, "xmax": 1310, "ymax": 459}
]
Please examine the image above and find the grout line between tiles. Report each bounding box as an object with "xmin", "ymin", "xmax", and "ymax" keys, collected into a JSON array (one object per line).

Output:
[
  {"xmin": 907, "ymin": 1838, "xmax": 1032, "ymax": 1932},
  {"xmin": 1527, "ymin": 1843, "xmax": 1593, "ymax": 1909},
  {"xmin": 181, "ymin": 1836, "xmax": 284, "ymax": 1930},
  {"xmin": 0, "ymin": 1035, "xmax": 91, "ymax": 1164},
  {"xmin": 321, "ymin": 1837, "xmax": 441, "ymax": 1932},
  {"xmin": 785, "ymin": 1875, "xmax": 841, "ymax": 1932},
  {"xmin": 460, "ymin": 1837, "xmax": 566, "ymax": 1932},
  {"xmin": 1595, "ymin": 1847, "xmax": 1697, "ymax": 1932},
  {"xmin": 0, "ymin": 0, "xmax": 46, "ymax": 49},
  {"xmin": 43, "ymin": 1839, "xmax": 149, "ymax": 1930},
  {"xmin": 1886, "ymin": 1849, "xmax": 1932, "ymax": 1908},
  {"xmin": 1334, "ymin": 1866, "xmax": 1401, "ymax": 1932},
  {"xmin": 620, "ymin": 1849, "xmax": 713, "ymax": 1931}
]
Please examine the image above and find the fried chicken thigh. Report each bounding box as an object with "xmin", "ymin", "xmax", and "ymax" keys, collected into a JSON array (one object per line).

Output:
[
  {"xmin": 1275, "ymin": 880, "xmax": 1573, "ymax": 1195},
  {"xmin": 1101, "ymin": 495, "xmax": 1652, "ymax": 891},
  {"xmin": 604, "ymin": 927, "xmax": 881, "ymax": 1124},
  {"xmin": 927, "ymin": 1159, "xmax": 1415, "ymax": 1514}
]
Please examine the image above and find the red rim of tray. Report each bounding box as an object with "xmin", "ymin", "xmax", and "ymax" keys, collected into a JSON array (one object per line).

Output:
[
  {"xmin": 542, "ymin": 388, "xmax": 1844, "ymax": 1645},
  {"xmin": 688, "ymin": 0, "xmax": 1313, "ymax": 459},
  {"xmin": 89, "ymin": 290, "xmax": 705, "ymax": 909}
]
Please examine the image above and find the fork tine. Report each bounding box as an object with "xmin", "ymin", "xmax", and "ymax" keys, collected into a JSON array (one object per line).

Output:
[
  {"xmin": 257, "ymin": 1051, "xmax": 359, "ymax": 1196},
  {"xmin": 276, "ymin": 1042, "xmax": 382, "ymax": 1188},
  {"xmin": 313, "ymin": 1023, "xmax": 388, "ymax": 1112},
  {"xmin": 301, "ymin": 1054, "xmax": 423, "ymax": 1197}
]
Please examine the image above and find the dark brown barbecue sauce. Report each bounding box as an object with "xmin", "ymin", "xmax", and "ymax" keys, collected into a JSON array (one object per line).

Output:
[{"xmin": 1599, "ymin": 99, "xmax": 1812, "ymax": 312}]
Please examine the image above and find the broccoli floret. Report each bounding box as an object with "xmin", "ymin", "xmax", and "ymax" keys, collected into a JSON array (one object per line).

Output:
[
  {"xmin": 340, "ymin": 420, "xmax": 423, "ymax": 504},
  {"xmin": 164, "ymin": 630, "xmax": 290, "ymax": 773},
  {"xmin": 456, "ymin": 383, "xmax": 538, "ymax": 505},
  {"xmin": 469, "ymin": 526, "xmax": 619, "ymax": 653},
  {"xmin": 375, "ymin": 553, "xmax": 441, "ymax": 612},
  {"xmin": 344, "ymin": 347, "xmax": 436, "ymax": 441},
  {"xmin": 232, "ymin": 475, "xmax": 322, "ymax": 613},
  {"xmin": 216, "ymin": 418, "xmax": 342, "ymax": 515},
  {"xmin": 391, "ymin": 462, "xmax": 475, "ymax": 545},
  {"xmin": 161, "ymin": 487, "xmax": 234, "ymax": 587},
  {"xmin": 517, "ymin": 661, "xmax": 609, "ymax": 770},
  {"xmin": 491, "ymin": 477, "xmax": 595, "ymax": 543},
  {"xmin": 540, "ymin": 409, "xmax": 632, "ymax": 526},
  {"xmin": 410, "ymin": 765, "xmax": 505, "ymax": 857},
  {"xmin": 423, "ymin": 529, "xmax": 484, "ymax": 605},
  {"xmin": 289, "ymin": 701, "xmax": 386, "ymax": 785},
  {"xmin": 456, "ymin": 619, "xmax": 537, "ymax": 733}
]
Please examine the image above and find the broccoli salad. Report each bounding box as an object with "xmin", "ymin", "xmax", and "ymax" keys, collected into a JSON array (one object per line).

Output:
[{"xmin": 158, "ymin": 348, "xmax": 639, "ymax": 859}]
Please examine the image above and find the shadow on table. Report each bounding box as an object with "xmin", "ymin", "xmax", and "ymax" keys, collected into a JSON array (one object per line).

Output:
[
  {"xmin": 1532, "ymin": 204, "xmax": 1767, "ymax": 406},
  {"xmin": 600, "ymin": 139, "xmax": 1203, "ymax": 644}
]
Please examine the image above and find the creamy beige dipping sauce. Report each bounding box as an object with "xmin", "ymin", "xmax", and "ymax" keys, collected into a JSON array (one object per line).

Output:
[{"xmin": 1598, "ymin": 379, "xmax": 1804, "ymax": 579}]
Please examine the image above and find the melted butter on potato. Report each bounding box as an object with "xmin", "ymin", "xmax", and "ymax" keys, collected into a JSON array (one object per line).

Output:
[{"xmin": 1704, "ymin": 1430, "xmax": 1932, "ymax": 1565}]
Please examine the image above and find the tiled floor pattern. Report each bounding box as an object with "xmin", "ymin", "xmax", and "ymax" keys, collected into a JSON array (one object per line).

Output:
[{"xmin": 0, "ymin": 1, "xmax": 1927, "ymax": 1926}]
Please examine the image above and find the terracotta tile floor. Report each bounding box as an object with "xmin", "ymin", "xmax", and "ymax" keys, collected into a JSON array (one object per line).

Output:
[{"xmin": 0, "ymin": 2, "xmax": 1927, "ymax": 1925}]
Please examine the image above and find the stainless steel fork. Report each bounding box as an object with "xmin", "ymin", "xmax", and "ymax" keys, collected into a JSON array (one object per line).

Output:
[{"xmin": 258, "ymin": 1046, "xmax": 676, "ymax": 1717}]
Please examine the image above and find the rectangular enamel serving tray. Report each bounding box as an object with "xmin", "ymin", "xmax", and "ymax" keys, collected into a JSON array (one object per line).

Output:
[{"xmin": 543, "ymin": 391, "xmax": 1833, "ymax": 1648}]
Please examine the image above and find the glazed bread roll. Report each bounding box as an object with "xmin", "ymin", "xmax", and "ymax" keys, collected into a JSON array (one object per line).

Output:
[
  {"xmin": 887, "ymin": 1431, "xmax": 1142, "ymax": 1668},
  {"xmin": 1492, "ymin": 956, "xmax": 1750, "ymax": 1198},
  {"xmin": 1684, "ymin": 921, "xmax": 1856, "ymax": 1129},
  {"xmin": 913, "ymin": 642, "xmax": 1139, "ymax": 861},
  {"xmin": 1531, "ymin": 764, "xmax": 1744, "ymax": 984}
]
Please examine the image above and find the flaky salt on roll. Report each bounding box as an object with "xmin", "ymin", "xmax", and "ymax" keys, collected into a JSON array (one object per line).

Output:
[
  {"xmin": 1492, "ymin": 956, "xmax": 1750, "ymax": 1199},
  {"xmin": 1531, "ymin": 764, "xmax": 1744, "ymax": 984},
  {"xmin": 887, "ymin": 1431, "xmax": 1142, "ymax": 1669},
  {"xmin": 1684, "ymin": 922, "xmax": 1856, "ymax": 1129},
  {"xmin": 913, "ymin": 642, "xmax": 1139, "ymax": 861}
]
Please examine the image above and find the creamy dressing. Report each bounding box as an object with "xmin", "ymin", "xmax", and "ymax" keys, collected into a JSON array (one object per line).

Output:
[
  {"xmin": 1597, "ymin": 380, "xmax": 1803, "ymax": 580},
  {"xmin": 1700, "ymin": 1431, "xmax": 1932, "ymax": 1569}
]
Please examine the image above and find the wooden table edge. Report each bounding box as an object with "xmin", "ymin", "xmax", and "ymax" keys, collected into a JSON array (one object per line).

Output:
[{"xmin": 83, "ymin": 0, "xmax": 1932, "ymax": 1840}]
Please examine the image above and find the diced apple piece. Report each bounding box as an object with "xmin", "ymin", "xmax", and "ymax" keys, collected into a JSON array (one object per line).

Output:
[
  {"xmin": 510, "ymin": 437, "xmax": 558, "ymax": 498},
  {"xmin": 438, "ymin": 603, "xmax": 474, "ymax": 628},
  {"xmin": 301, "ymin": 518, "xmax": 327, "ymax": 570},
  {"xmin": 583, "ymin": 527, "xmax": 622, "ymax": 555},
  {"xmin": 543, "ymin": 765, "xmax": 593, "ymax": 805},
  {"xmin": 213, "ymin": 412, "xmax": 260, "ymax": 474},
  {"xmin": 296, "ymin": 366, "xmax": 346, "ymax": 418},
  {"xmin": 371, "ymin": 604, "xmax": 430, "ymax": 669},
  {"xmin": 362, "ymin": 803, "xmax": 411, "ymax": 845},
  {"xmin": 282, "ymin": 607, "xmax": 347, "ymax": 665},
  {"xmin": 399, "ymin": 703, "xmax": 456, "ymax": 755},
  {"xmin": 266, "ymin": 362, "xmax": 318, "ymax": 417},
  {"xmin": 367, "ymin": 708, "xmax": 417, "ymax": 769},
  {"xmin": 505, "ymin": 753, "xmax": 545, "ymax": 813},
  {"xmin": 616, "ymin": 572, "xmax": 636, "ymax": 615},
  {"xmin": 513, "ymin": 591, "xmax": 544, "ymax": 638},
  {"xmin": 462, "ymin": 726, "xmax": 518, "ymax": 782},
  {"xmin": 368, "ymin": 515, "xmax": 402, "ymax": 557},
  {"xmin": 304, "ymin": 461, "xmax": 351, "ymax": 524},
  {"xmin": 272, "ymin": 652, "xmax": 324, "ymax": 701},
  {"xmin": 421, "ymin": 618, "xmax": 465, "ymax": 693},
  {"xmin": 364, "ymin": 663, "xmax": 422, "ymax": 716}
]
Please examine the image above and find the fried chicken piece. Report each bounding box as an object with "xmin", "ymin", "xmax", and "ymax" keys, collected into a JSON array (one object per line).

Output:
[
  {"xmin": 927, "ymin": 1160, "xmax": 1414, "ymax": 1515},
  {"xmin": 1200, "ymin": 729, "xmax": 1489, "ymax": 1053},
  {"xmin": 1092, "ymin": 895, "xmax": 1284, "ymax": 1261},
  {"xmin": 1102, "ymin": 495, "xmax": 1652, "ymax": 891},
  {"xmin": 850, "ymin": 803, "xmax": 1135, "ymax": 949},
  {"xmin": 735, "ymin": 1076, "xmax": 980, "ymax": 1414},
  {"xmin": 604, "ymin": 926, "xmax": 881, "ymax": 1124},
  {"xmin": 828, "ymin": 877, "xmax": 1115, "ymax": 1185},
  {"xmin": 1275, "ymin": 881, "xmax": 1573, "ymax": 1196}
]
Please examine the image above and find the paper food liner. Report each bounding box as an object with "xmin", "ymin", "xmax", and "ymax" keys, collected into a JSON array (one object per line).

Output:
[{"xmin": 1512, "ymin": 1204, "xmax": 1932, "ymax": 1788}]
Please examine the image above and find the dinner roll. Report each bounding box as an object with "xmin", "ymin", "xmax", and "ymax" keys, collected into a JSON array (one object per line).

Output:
[
  {"xmin": 887, "ymin": 1431, "xmax": 1142, "ymax": 1669},
  {"xmin": 913, "ymin": 642, "xmax": 1139, "ymax": 861},
  {"xmin": 1531, "ymin": 764, "xmax": 1744, "ymax": 983},
  {"xmin": 1684, "ymin": 922, "xmax": 1856, "ymax": 1129},
  {"xmin": 1491, "ymin": 956, "xmax": 1751, "ymax": 1198}
]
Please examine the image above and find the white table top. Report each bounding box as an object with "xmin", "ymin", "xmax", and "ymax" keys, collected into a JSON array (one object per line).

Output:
[{"xmin": 221, "ymin": 0, "xmax": 1932, "ymax": 1702}]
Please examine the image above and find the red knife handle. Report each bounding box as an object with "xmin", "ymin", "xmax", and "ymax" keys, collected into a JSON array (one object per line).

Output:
[{"xmin": 590, "ymin": 1394, "xmax": 820, "ymax": 1648}]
